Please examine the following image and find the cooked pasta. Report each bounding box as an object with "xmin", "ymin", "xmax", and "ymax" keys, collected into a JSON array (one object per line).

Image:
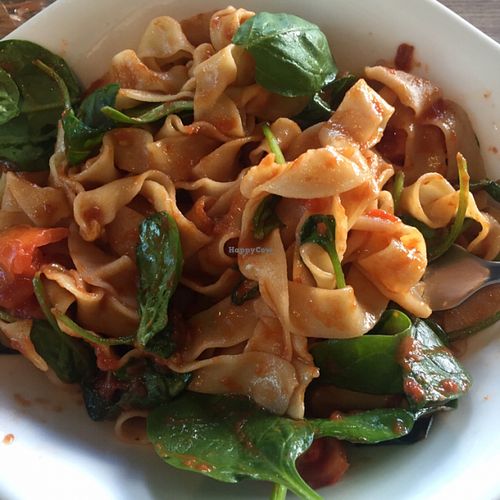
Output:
[{"xmin": 0, "ymin": 6, "xmax": 499, "ymax": 499}]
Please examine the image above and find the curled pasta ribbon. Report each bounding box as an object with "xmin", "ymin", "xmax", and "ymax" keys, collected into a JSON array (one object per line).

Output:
[
  {"xmin": 366, "ymin": 65, "xmax": 484, "ymax": 182},
  {"xmin": 400, "ymin": 172, "xmax": 491, "ymax": 255}
]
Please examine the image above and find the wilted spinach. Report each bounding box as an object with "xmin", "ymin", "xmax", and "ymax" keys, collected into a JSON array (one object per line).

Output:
[
  {"xmin": 83, "ymin": 358, "xmax": 190, "ymax": 421},
  {"xmin": 148, "ymin": 393, "xmax": 416, "ymax": 500},
  {"xmin": 233, "ymin": 12, "xmax": 337, "ymax": 97},
  {"xmin": 0, "ymin": 40, "xmax": 81, "ymax": 170},
  {"xmin": 312, "ymin": 312, "xmax": 471, "ymax": 409},
  {"xmin": 253, "ymin": 194, "xmax": 284, "ymax": 241},
  {"xmin": 252, "ymin": 125, "xmax": 286, "ymax": 241},
  {"xmin": 31, "ymin": 275, "xmax": 96, "ymax": 383},
  {"xmin": 312, "ymin": 310, "xmax": 410, "ymax": 394},
  {"xmin": 30, "ymin": 319, "xmax": 96, "ymax": 384},
  {"xmin": 470, "ymin": 178, "xmax": 500, "ymax": 202},
  {"xmin": 35, "ymin": 58, "xmax": 119, "ymax": 165},
  {"xmin": 0, "ymin": 67, "xmax": 19, "ymax": 124},
  {"xmin": 300, "ymin": 214, "xmax": 346, "ymax": 288},
  {"xmin": 101, "ymin": 100, "xmax": 194, "ymax": 125},
  {"xmin": 136, "ymin": 212, "xmax": 183, "ymax": 347}
]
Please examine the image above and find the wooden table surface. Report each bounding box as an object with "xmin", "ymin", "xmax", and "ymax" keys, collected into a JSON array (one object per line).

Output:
[
  {"xmin": 0, "ymin": 1, "xmax": 499, "ymax": 42},
  {"xmin": 439, "ymin": 0, "xmax": 500, "ymax": 43}
]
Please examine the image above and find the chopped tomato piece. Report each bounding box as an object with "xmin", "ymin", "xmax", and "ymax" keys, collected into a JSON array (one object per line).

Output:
[
  {"xmin": 296, "ymin": 438, "xmax": 349, "ymax": 489},
  {"xmin": 366, "ymin": 208, "xmax": 399, "ymax": 223},
  {"xmin": 0, "ymin": 226, "xmax": 68, "ymax": 277}
]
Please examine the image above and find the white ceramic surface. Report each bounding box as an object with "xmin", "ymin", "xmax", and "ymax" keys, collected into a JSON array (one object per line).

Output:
[{"xmin": 0, "ymin": 1, "xmax": 499, "ymax": 499}]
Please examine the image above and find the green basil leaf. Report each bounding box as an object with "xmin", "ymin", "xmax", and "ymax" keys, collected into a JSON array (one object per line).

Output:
[
  {"xmin": 136, "ymin": 212, "xmax": 183, "ymax": 347},
  {"xmin": 0, "ymin": 67, "xmax": 19, "ymax": 125},
  {"xmin": 293, "ymin": 75, "xmax": 358, "ymax": 129},
  {"xmin": 327, "ymin": 75, "xmax": 358, "ymax": 110},
  {"xmin": 299, "ymin": 214, "xmax": 346, "ymax": 288},
  {"xmin": 148, "ymin": 393, "xmax": 415, "ymax": 500},
  {"xmin": 233, "ymin": 12, "xmax": 337, "ymax": 97},
  {"xmin": 293, "ymin": 93, "xmax": 332, "ymax": 129},
  {"xmin": 30, "ymin": 319, "xmax": 96, "ymax": 384}
]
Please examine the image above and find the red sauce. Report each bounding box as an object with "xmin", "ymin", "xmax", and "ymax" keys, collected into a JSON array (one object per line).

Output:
[
  {"xmin": 441, "ymin": 379, "xmax": 459, "ymax": 395},
  {"xmin": 182, "ymin": 455, "xmax": 214, "ymax": 473},
  {"xmin": 366, "ymin": 208, "xmax": 399, "ymax": 223},
  {"xmin": 403, "ymin": 378, "xmax": 425, "ymax": 403},
  {"xmin": 329, "ymin": 411, "xmax": 344, "ymax": 421},
  {"xmin": 394, "ymin": 43, "xmax": 415, "ymax": 72},
  {"xmin": 94, "ymin": 345, "xmax": 121, "ymax": 371},
  {"xmin": 2, "ymin": 434, "xmax": 14, "ymax": 445},
  {"xmin": 391, "ymin": 418, "xmax": 408, "ymax": 436}
]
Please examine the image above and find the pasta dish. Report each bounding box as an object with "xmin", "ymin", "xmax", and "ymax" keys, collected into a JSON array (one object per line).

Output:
[{"xmin": 0, "ymin": 6, "xmax": 499, "ymax": 499}]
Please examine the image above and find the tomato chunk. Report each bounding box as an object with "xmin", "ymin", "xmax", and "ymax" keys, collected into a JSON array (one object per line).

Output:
[
  {"xmin": 296, "ymin": 438, "xmax": 349, "ymax": 489},
  {"xmin": 0, "ymin": 226, "xmax": 69, "ymax": 277}
]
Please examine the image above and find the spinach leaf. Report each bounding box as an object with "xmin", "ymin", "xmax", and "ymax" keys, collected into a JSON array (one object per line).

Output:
[
  {"xmin": 148, "ymin": 393, "xmax": 416, "ymax": 500},
  {"xmin": 30, "ymin": 319, "xmax": 96, "ymax": 384},
  {"xmin": 35, "ymin": 59, "xmax": 119, "ymax": 165},
  {"xmin": 271, "ymin": 484, "xmax": 288, "ymax": 500},
  {"xmin": 32, "ymin": 275, "xmax": 96, "ymax": 383},
  {"xmin": 83, "ymin": 358, "xmax": 190, "ymax": 421},
  {"xmin": 253, "ymin": 194, "xmax": 284, "ymax": 240},
  {"xmin": 252, "ymin": 125, "xmax": 286, "ymax": 240},
  {"xmin": 392, "ymin": 170, "xmax": 405, "ymax": 214},
  {"xmin": 101, "ymin": 100, "xmax": 194, "ymax": 125},
  {"xmin": 233, "ymin": 12, "xmax": 337, "ymax": 97},
  {"xmin": 262, "ymin": 122, "xmax": 286, "ymax": 164},
  {"xmin": 293, "ymin": 93, "xmax": 331, "ymax": 129},
  {"xmin": 0, "ymin": 67, "xmax": 19, "ymax": 125},
  {"xmin": 136, "ymin": 212, "xmax": 183, "ymax": 347},
  {"xmin": 231, "ymin": 278, "xmax": 260, "ymax": 305},
  {"xmin": 293, "ymin": 75, "xmax": 358, "ymax": 129},
  {"xmin": 401, "ymin": 319, "xmax": 471, "ymax": 409},
  {"xmin": 142, "ymin": 322, "xmax": 177, "ymax": 358},
  {"xmin": 300, "ymin": 214, "xmax": 346, "ymax": 288},
  {"xmin": 62, "ymin": 83, "xmax": 120, "ymax": 165},
  {"xmin": 54, "ymin": 312, "xmax": 134, "ymax": 346},
  {"xmin": 312, "ymin": 311, "xmax": 470, "ymax": 407},
  {"xmin": 0, "ymin": 40, "xmax": 81, "ymax": 170},
  {"xmin": 428, "ymin": 153, "xmax": 469, "ymax": 260},
  {"xmin": 470, "ymin": 178, "xmax": 500, "ymax": 202},
  {"xmin": 312, "ymin": 310, "xmax": 411, "ymax": 394},
  {"xmin": 77, "ymin": 83, "xmax": 120, "ymax": 130},
  {"xmin": 327, "ymin": 75, "xmax": 358, "ymax": 110}
]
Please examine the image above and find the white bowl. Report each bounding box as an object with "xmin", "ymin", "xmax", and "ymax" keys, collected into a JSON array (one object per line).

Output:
[{"xmin": 1, "ymin": 1, "xmax": 499, "ymax": 499}]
